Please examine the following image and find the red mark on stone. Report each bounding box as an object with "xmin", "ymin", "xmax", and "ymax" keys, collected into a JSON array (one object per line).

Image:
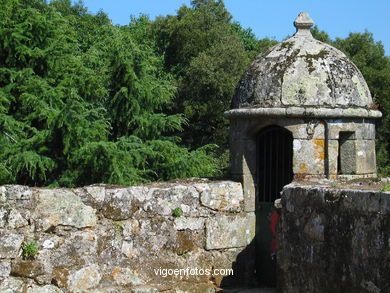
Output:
[
  {"xmin": 270, "ymin": 211, "xmax": 279, "ymax": 236},
  {"xmin": 269, "ymin": 211, "xmax": 279, "ymax": 253}
]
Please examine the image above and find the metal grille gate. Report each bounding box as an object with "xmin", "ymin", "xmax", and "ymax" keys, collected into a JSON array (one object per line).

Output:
[{"xmin": 255, "ymin": 126, "xmax": 293, "ymax": 287}]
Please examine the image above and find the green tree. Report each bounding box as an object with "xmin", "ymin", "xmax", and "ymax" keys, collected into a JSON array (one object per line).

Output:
[
  {"xmin": 0, "ymin": 0, "xmax": 220, "ymax": 186},
  {"xmin": 153, "ymin": 0, "xmax": 267, "ymax": 166}
]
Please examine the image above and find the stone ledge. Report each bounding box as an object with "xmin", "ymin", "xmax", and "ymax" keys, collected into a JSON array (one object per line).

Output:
[{"xmin": 224, "ymin": 107, "xmax": 382, "ymax": 119}]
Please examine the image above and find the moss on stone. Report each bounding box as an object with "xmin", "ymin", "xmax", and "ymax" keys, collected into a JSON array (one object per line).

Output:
[{"xmin": 304, "ymin": 49, "xmax": 329, "ymax": 74}]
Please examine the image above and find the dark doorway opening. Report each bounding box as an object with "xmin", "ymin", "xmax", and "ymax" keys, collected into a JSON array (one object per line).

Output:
[{"xmin": 255, "ymin": 126, "xmax": 293, "ymax": 287}]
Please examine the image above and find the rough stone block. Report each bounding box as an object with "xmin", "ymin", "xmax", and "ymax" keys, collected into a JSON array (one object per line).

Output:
[
  {"xmin": 74, "ymin": 185, "xmax": 106, "ymax": 209},
  {"xmin": 328, "ymin": 140, "xmax": 338, "ymax": 175},
  {"xmin": 328, "ymin": 120, "xmax": 375, "ymax": 140},
  {"xmin": 11, "ymin": 260, "xmax": 46, "ymax": 279},
  {"xmin": 141, "ymin": 185, "xmax": 202, "ymax": 217},
  {"xmin": 0, "ymin": 277, "xmax": 25, "ymax": 292},
  {"xmin": 355, "ymin": 140, "xmax": 376, "ymax": 174},
  {"xmin": 0, "ymin": 233, "xmax": 24, "ymax": 258},
  {"xmin": 26, "ymin": 284, "xmax": 63, "ymax": 293},
  {"xmin": 173, "ymin": 217, "xmax": 205, "ymax": 231},
  {"xmin": 199, "ymin": 181, "xmax": 243, "ymax": 212},
  {"xmin": 0, "ymin": 208, "xmax": 7, "ymax": 228},
  {"xmin": 122, "ymin": 219, "xmax": 140, "ymax": 240},
  {"xmin": 339, "ymin": 139, "xmax": 356, "ymax": 174},
  {"xmin": 51, "ymin": 266, "xmax": 70, "ymax": 288},
  {"xmin": 242, "ymin": 174, "xmax": 256, "ymax": 212},
  {"xmin": 229, "ymin": 139, "xmax": 256, "ymax": 175},
  {"xmin": 131, "ymin": 287, "xmax": 159, "ymax": 293},
  {"xmin": 293, "ymin": 139, "xmax": 325, "ymax": 175},
  {"xmin": 205, "ymin": 213, "xmax": 255, "ymax": 250},
  {"xmin": 111, "ymin": 267, "xmax": 145, "ymax": 286},
  {"xmin": 35, "ymin": 189, "xmax": 97, "ymax": 229},
  {"xmin": 102, "ymin": 188, "xmax": 138, "ymax": 220},
  {"xmin": 68, "ymin": 264, "xmax": 102, "ymax": 292},
  {"xmin": 1, "ymin": 185, "xmax": 33, "ymax": 200},
  {"xmin": 7, "ymin": 209, "xmax": 28, "ymax": 229},
  {"xmin": 0, "ymin": 186, "xmax": 5, "ymax": 203},
  {"xmin": 285, "ymin": 120, "xmax": 324, "ymax": 139},
  {"xmin": 229, "ymin": 119, "xmax": 246, "ymax": 142},
  {"xmin": 0, "ymin": 261, "xmax": 11, "ymax": 278}
]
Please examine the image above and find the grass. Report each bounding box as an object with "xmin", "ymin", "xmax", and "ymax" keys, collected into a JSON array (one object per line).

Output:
[
  {"xmin": 172, "ymin": 207, "xmax": 182, "ymax": 217},
  {"xmin": 380, "ymin": 183, "xmax": 390, "ymax": 192},
  {"xmin": 22, "ymin": 241, "xmax": 39, "ymax": 259}
]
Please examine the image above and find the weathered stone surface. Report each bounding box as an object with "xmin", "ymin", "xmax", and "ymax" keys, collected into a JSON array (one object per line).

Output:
[
  {"xmin": 0, "ymin": 261, "xmax": 11, "ymax": 278},
  {"xmin": 0, "ymin": 277, "xmax": 25, "ymax": 292},
  {"xmin": 328, "ymin": 140, "xmax": 339, "ymax": 176},
  {"xmin": 206, "ymin": 214, "xmax": 255, "ymax": 250},
  {"xmin": 0, "ymin": 233, "xmax": 24, "ymax": 258},
  {"xmin": 0, "ymin": 208, "xmax": 8, "ymax": 228},
  {"xmin": 1, "ymin": 185, "xmax": 33, "ymax": 200},
  {"xmin": 51, "ymin": 266, "xmax": 70, "ymax": 288},
  {"xmin": 12, "ymin": 260, "xmax": 46, "ymax": 278},
  {"xmin": 172, "ymin": 230, "xmax": 203, "ymax": 255},
  {"xmin": 0, "ymin": 186, "xmax": 5, "ymax": 202},
  {"xmin": 198, "ymin": 182, "xmax": 243, "ymax": 212},
  {"xmin": 131, "ymin": 287, "xmax": 159, "ymax": 293},
  {"xmin": 0, "ymin": 181, "xmax": 255, "ymax": 292},
  {"xmin": 173, "ymin": 217, "xmax": 205, "ymax": 231},
  {"xmin": 293, "ymin": 139, "xmax": 325, "ymax": 175},
  {"xmin": 122, "ymin": 219, "xmax": 140, "ymax": 240},
  {"xmin": 355, "ymin": 140, "xmax": 376, "ymax": 174},
  {"xmin": 73, "ymin": 185, "xmax": 106, "ymax": 209},
  {"xmin": 26, "ymin": 284, "xmax": 63, "ymax": 293},
  {"xmin": 7, "ymin": 209, "xmax": 28, "ymax": 229},
  {"xmin": 11, "ymin": 260, "xmax": 46, "ymax": 279},
  {"xmin": 35, "ymin": 189, "xmax": 97, "ymax": 229},
  {"xmin": 225, "ymin": 107, "xmax": 381, "ymax": 119},
  {"xmin": 228, "ymin": 138, "xmax": 256, "ymax": 176},
  {"xmin": 39, "ymin": 235, "xmax": 62, "ymax": 250},
  {"xmin": 50, "ymin": 230, "xmax": 98, "ymax": 268},
  {"xmin": 303, "ymin": 213, "xmax": 327, "ymax": 241},
  {"xmin": 121, "ymin": 240, "xmax": 137, "ymax": 259},
  {"xmin": 278, "ymin": 185, "xmax": 389, "ymax": 292},
  {"xmin": 232, "ymin": 19, "xmax": 373, "ymax": 111},
  {"xmin": 85, "ymin": 186, "xmax": 105, "ymax": 203},
  {"xmin": 68, "ymin": 264, "xmax": 102, "ymax": 292},
  {"xmin": 141, "ymin": 185, "xmax": 200, "ymax": 217},
  {"xmin": 339, "ymin": 139, "xmax": 357, "ymax": 174},
  {"xmin": 89, "ymin": 289, "xmax": 128, "ymax": 293},
  {"xmin": 112, "ymin": 267, "xmax": 145, "ymax": 286},
  {"xmin": 242, "ymin": 174, "xmax": 256, "ymax": 212},
  {"xmin": 102, "ymin": 188, "xmax": 138, "ymax": 220},
  {"xmin": 328, "ymin": 120, "xmax": 376, "ymax": 140}
]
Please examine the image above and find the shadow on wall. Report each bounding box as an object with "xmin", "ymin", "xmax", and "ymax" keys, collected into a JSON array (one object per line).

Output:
[{"xmin": 219, "ymin": 239, "xmax": 257, "ymax": 289}]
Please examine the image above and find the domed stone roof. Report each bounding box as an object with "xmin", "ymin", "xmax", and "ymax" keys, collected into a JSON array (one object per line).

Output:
[{"xmin": 229, "ymin": 13, "xmax": 381, "ymax": 118}]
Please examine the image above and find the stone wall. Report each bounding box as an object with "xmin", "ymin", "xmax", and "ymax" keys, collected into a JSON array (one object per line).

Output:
[
  {"xmin": 0, "ymin": 180, "xmax": 255, "ymax": 293},
  {"xmin": 277, "ymin": 184, "xmax": 389, "ymax": 293}
]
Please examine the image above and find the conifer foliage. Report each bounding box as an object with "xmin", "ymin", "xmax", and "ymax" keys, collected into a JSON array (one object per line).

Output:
[
  {"xmin": 0, "ymin": 0, "xmax": 219, "ymax": 186},
  {"xmin": 0, "ymin": 0, "xmax": 389, "ymax": 187}
]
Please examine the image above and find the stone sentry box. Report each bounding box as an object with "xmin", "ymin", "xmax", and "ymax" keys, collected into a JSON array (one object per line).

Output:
[{"xmin": 224, "ymin": 12, "xmax": 382, "ymax": 210}]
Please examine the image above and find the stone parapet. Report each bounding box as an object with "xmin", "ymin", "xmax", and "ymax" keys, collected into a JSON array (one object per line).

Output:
[
  {"xmin": 277, "ymin": 184, "xmax": 390, "ymax": 292},
  {"xmin": 0, "ymin": 180, "xmax": 253, "ymax": 293}
]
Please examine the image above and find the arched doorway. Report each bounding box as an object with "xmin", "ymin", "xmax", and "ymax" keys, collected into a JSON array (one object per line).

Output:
[{"xmin": 255, "ymin": 126, "xmax": 293, "ymax": 286}]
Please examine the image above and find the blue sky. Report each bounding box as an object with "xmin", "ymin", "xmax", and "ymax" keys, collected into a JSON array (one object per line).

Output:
[{"xmin": 75, "ymin": 0, "xmax": 390, "ymax": 55}]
